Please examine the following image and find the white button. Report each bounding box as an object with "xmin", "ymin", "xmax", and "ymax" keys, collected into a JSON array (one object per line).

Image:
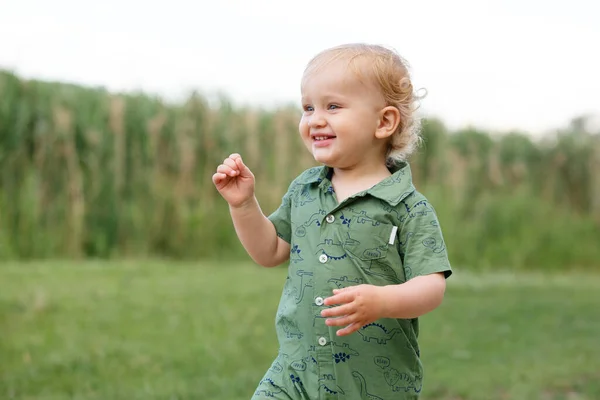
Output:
[
  {"xmin": 318, "ymin": 254, "xmax": 328, "ymax": 263},
  {"xmin": 318, "ymin": 337, "xmax": 327, "ymax": 346},
  {"xmin": 325, "ymin": 214, "xmax": 335, "ymax": 223},
  {"xmin": 315, "ymin": 297, "xmax": 324, "ymax": 306}
]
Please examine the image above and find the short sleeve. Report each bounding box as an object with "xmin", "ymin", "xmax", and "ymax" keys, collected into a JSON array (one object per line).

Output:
[
  {"xmin": 397, "ymin": 196, "xmax": 452, "ymax": 280},
  {"xmin": 267, "ymin": 179, "xmax": 299, "ymax": 244}
]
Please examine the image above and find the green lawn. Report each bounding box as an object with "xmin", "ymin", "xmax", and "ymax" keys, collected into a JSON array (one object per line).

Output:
[{"xmin": 1, "ymin": 261, "xmax": 599, "ymax": 400}]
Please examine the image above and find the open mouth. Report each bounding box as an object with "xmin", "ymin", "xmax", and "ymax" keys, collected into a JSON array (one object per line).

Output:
[{"xmin": 312, "ymin": 135, "xmax": 336, "ymax": 141}]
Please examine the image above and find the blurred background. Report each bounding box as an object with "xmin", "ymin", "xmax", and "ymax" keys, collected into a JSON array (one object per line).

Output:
[{"xmin": 1, "ymin": 1, "xmax": 599, "ymax": 399}]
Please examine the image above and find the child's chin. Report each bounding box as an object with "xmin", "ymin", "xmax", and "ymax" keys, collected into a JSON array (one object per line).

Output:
[
  {"xmin": 312, "ymin": 150, "xmax": 334, "ymax": 163},
  {"xmin": 312, "ymin": 154, "xmax": 333, "ymax": 165}
]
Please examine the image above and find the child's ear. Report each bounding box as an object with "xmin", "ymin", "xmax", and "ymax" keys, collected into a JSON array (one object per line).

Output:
[{"xmin": 375, "ymin": 106, "xmax": 401, "ymax": 139}]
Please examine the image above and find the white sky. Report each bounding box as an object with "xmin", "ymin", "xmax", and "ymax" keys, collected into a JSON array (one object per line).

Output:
[{"xmin": 1, "ymin": 0, "xmax": 599, "ymax": 136}]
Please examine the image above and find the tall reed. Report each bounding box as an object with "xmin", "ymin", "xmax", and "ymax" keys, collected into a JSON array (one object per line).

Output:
[{"xmin": 0, "ymin": 70, "xmax": 598, "ymax": 269}]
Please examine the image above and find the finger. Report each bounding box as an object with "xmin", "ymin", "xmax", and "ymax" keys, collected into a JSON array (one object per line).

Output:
[
  {"xmin": 332, "ymin": 287, "xmax": 352, "ymax": 295},
  {"xmin": 323, "ymin": 291, "xmax": 355, "ymax": 307},
  {"xmin": 223, "ymin": 157, "xmax": 238, "ymax": 170},
  {"xmin": 334, "ymin": 284, "xmax": 364, "ymax": 293},
  {"xmin": 217, "ymin": 164, "xmax": 238, "ymax": 177},
  {"xmin": 234, "ymin": 156, "xmax": 249, "ymax": 173},
  {"xmin": 336, "ymin": 322, "xmax": 361, "ymax": 337},
  {"xmin": 212, "ymin": 172, "xmax": 228, "ymax": 185},
  {"xmin": 321, "ymin": 303, "xmax": 355, "ymax": 318},
  {"xmin": 325, "ymin": 314, "xmax": 356, "ymax": 327}
]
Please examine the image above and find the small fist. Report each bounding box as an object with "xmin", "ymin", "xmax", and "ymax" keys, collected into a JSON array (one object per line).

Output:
[{"xmin": 212, "ymin": 153, "xmax": 255, "ymax": 208}]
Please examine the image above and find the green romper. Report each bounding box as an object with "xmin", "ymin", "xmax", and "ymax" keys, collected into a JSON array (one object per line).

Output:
[{"xmin": 253, "ymin": 162, "xmax": 452, "ymax": 400}]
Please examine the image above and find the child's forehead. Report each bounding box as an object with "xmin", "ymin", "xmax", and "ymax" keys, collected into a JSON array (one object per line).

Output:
[{"xmin": 301, "ymin": 59, "xmax": 377, "ymax": 97}]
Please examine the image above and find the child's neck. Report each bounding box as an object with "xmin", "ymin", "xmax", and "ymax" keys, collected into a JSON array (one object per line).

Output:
[{"xmin": 330, "ymin": 163, "xmax": 392, "ymax": 204}]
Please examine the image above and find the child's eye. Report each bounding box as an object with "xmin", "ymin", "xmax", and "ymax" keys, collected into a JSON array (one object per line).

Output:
[
  {"xmin": 328, "ymin": 104, "xmax": 340, "ymax": 110},
  {"xmin": 303, "ymin": 105, "xmax": 314, "ymax": 112}
]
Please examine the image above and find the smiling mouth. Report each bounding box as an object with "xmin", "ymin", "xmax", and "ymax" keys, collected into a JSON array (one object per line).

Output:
[{"xmin": 312, "ymin": 135, "xmax": 335, "ymax": 141}]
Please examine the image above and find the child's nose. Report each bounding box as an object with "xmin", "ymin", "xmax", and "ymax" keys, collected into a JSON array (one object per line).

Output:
[{"xmin": 308, "ymin": 110, "xmax": 326, "ymax": 128}]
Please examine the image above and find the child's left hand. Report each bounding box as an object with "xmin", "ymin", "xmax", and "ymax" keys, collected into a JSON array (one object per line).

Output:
[{"xmin": 321, "ymin": 284, "xmax": 386, "ymax": 337}]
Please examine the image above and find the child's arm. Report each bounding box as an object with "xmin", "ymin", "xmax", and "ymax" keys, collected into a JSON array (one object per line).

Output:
[
  {"xmin": 379, "ymin": 273, "xmax": 447, "ymax": 318},
  {"xmin": 321, "ymin": 274, "xmax": 446, "ymax": 336},
  {"xmin": 213, "ymin": 153, "xmax": 290, "ymax": 267},
  {"xmin": 229, "ymin": 197, "xmax": 291, "ymax": 267}
]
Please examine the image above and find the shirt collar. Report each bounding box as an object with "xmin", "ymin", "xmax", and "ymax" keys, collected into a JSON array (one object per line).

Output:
[{"xmin": 297, "ymin": 162, "xmax": 415, "ymax": 206}]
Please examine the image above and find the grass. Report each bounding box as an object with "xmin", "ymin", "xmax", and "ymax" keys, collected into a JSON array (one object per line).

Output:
[{"xmin": 1, "ymin": 260, "xmax": 599, "ymax": 400}]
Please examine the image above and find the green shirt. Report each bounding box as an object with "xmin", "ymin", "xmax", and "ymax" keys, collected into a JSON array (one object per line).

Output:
[{"xmin": 253, "ymin": 162, "xmax": 452, "ymax": 400}]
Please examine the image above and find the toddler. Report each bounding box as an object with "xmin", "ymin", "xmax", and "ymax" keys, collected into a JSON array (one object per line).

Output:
[{"xmin": 213, "ymin": 43, "xmax": 452, "ymax": 399}]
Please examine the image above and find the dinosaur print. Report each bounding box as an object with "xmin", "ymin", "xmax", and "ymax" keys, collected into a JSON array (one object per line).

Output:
[
  {"xmin": 333, "ymin": 352, "xmax": 352, "ymax": 364},
  {"xmin": 342, "ymin": 233, "xmax": 360, "ymax": 249},
  {"xmin": 339, "ymin": 213, "xmax": 352, "ymax": 227},
  {"xmin": 289, "ymin": 244, "xmax": 304, "ymax": 264},
  {"xmin": 357, "ymin": 244, "xmax": 387, "ymax": 260},
  {"xmin": 378, "ymin": 169, "xmax": 406, "ymax": 186},
  {"xmin": 320, "ymin": 383, "xmax": 345, "ymax": 395},
  {"xmin": 385, "ymin": 368, "xmax": 423, "ymax": 393},
  {"xmin": 397, "ymin": 232, "xmax": 414, "ymax": 248},
  {"xmin": 399, "ymin": 199, "xmax": 435, "ymax": 223},
  {"xmin": 348, "ymin": 209, "xmax": 381, "ymax": 226},
  {"xmin": 342, "ymin": 229, "xmax": 388, "ymax": 262},
  {"xmin": 352, "ymin": 371, "xmax": 383, "ymax": 400},
  {"xmin": 284, "ymin": 269, "xmax": 313, "ymax": 304},
  {"xmin": 254, "ymin": 378, "xmax": 284, "ymax": 398},
  {"xmin": 379, "ymin": 201, "xmax": 403, "ymax": 220},
  {"xmin": 290, "ymin": 355, "xmax": 317, "ymax": 371},
  {"xmin": 360, "ymin": 260, "xmax": 398, "ymax": 281},
  {"xmin": 290, "ymin": 374, "xmax": 308, "ymax": 396},
  {"xmin": 341, "ymin": 233, "xmax": 397, "ymax": 280},
  {"xmin": 331, "ymin": 341, "xmax": 360, "ymax": 358},
  {"xmin": 269, "ymin": 362, "xmax": 283, "ymax": 374},
  {"xmin": 375, "ymin": 356, "xmax": 423, "ymax": 393},
  {"xmin": 320, "ymin": 373, "xmax": 334, "ymax": 381},
  {"xmin": 317, "ymin": 373, "xmax": 346, "ymax": 395},
  {"xmin": 294, "ymin": 209, "xmax": 326, "ymax": 237},
  {"xmin": 293, "ymin": 185, "xmax": 316, "ymax": 207},
  {"xmin": 357, "ymin": 323, "xmax": 401, "ymax": 344},
  {"xmin": 388, "ymin": 190, "xmax": 416, "ymax": 206},
  {"xmin": 281, "ymin": 320, "xmax": 303, "ymax": 339},
  {"xmin": 327, "ymin": 276, "xmax": 364, "ymax": 289},
  {"xmin": 422, "ymin": 237, "xmax": 446, "ymax": 254},
  {"xmin": 294, "ymin": 340, "xmax": 359, "ymax": 364},
  {"xmin": 378, "ymin": 195, "xmax": 429, "ymax": 220},
  {"xmin": 315, "ymin": 238, "xmax": 347, "ymax": 260}
]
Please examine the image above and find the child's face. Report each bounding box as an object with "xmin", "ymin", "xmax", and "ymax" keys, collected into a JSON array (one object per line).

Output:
[{"xmin": 299, "ymin": 60, "xmax": 387, "ymax": 170}]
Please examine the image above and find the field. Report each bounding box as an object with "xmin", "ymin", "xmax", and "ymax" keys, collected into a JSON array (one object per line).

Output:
[{"xmin": 1, "ymin": 261, "xmax": 599, "ymax": 400}]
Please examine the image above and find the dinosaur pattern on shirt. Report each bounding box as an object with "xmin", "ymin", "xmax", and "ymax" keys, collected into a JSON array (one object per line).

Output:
[{"xmin": 252, "ymin": 162, "xmax": 451, "ymax": 400}]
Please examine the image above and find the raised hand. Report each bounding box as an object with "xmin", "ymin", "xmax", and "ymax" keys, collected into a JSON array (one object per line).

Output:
[
  {"xmin": 212, "ymin": 153, "xmax": 256, "ymax": 208},
  {"xmin": 321, "ymin": 284, "xmax": 386, "ymax": 336}
]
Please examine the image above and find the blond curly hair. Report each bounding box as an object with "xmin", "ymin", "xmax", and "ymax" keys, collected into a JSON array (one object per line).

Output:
[{"xmin": 302, "ymin": 43, "xmax": 424, "ymax": 164}]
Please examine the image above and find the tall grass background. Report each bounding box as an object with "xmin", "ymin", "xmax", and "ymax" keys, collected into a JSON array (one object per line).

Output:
[{"xmin": 1, "ymin": 70, "xmax": 599, "ymax": 270}]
